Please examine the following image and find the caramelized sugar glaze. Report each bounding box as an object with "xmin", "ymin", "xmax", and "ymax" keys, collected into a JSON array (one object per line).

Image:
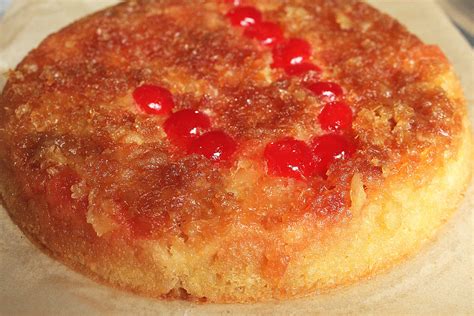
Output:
[{"xmin": 0, "ymin": 0, "xmax": 468, "ymax": 301}]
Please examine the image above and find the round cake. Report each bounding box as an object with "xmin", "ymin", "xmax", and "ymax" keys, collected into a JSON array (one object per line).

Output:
[{"xmin": 0, "ymin": 0, "xmax": 471, "ymax": 303}]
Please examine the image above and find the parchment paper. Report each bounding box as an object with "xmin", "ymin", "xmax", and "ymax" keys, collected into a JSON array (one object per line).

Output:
[{"xmin": 0, "ymin": 1, "xmax": 473, "ymax": 315}]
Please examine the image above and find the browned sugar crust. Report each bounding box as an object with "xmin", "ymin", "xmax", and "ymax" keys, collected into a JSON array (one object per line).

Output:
[{"xmin": 0, "ymin": 0, "xmax": 471, "ymax": 302}]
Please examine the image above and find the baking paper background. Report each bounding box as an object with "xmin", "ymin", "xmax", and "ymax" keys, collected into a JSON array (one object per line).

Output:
[{"xmin": 0, "ymin": 0, "xmax": 473, "ymax": 314}]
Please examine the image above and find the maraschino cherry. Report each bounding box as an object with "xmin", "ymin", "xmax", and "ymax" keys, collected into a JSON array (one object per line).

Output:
[
  {"xmin": 164, "ymin": 109, "xmax": 211, "ymax": 148},
  {"xmin": 226, "ymin": 6, "xmax": 262, "ymax": 27},
  {"xmin": 189, "ymin": 131, "xmax": 237, "ymax": 162},
  {"xmin": 133, "ymin": 85, "xmax": 175, "ymax": 115},
  {"xmin": 244, "ymin": 22, "xmax": 283, "ymax": 46},
  {"xmin": 264, "ymin": 137, "xmax": 314, "ymax": 180},
  {"xmin": 271, "ymin": 38, "xmax": 312, "ymax": 69},
  {"xmin": 307, "ymin": 82, "xmax": 343, "ymax": 103},
  {"xmin": 311, "ymin": 134, "xmax": 356, "ymax": 176},
  {"xmin": 318, "ymin": 101, "xmax": 353, "ymax": 131}
]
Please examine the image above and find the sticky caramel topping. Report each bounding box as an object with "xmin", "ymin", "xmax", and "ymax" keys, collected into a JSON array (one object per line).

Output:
[{"xmin": 0, "ymin": 0, "xmax": 463, "ymax": 245}]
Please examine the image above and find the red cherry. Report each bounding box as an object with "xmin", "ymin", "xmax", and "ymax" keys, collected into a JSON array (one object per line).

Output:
[
  {"xmin": 226, "ymin": 6, "xmax": 262, "ymax": 27},
  {"xmin": 271, "ymin": 38, "xmax": 312, "ymax": 69},
  {"xmin": 311, "ymin": 134, "xmax": 356, "ymax": 176},
  {"xmin": 318, "ymin": 101, "xmax": 353, "ymax": 131},
  {"xmin": 264, "ymin": 137, "xmax": 314, "ymax": 180},
  {"xmin": 244, "ymin": 22, "xmax": 283, "ymax": 46},
  {"xmin": 307, "ymin": 82, "xmax": 343, "ymax": 103},
  {"xmin": 133, "ymin": 85, "xmax": 174, "ymax": 115},
  {"xmin": 164, "ymin": 109, "xmax": 211, "ymax": 148},
  {"xmin": 284, "ymin": 62, "xmax": 322, "ymax": 76},
  {"xmin": 189, "ymin": 131, "xmax": 237, "ymax": 162}
]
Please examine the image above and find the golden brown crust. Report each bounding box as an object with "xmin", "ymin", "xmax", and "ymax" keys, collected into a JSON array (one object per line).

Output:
[{"xmin": 0, "ymin": 0, "xmax": 471, "ymax": 302}]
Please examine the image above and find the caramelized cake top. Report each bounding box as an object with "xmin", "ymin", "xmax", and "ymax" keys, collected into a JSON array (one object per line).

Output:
[{"xmin": 0, "ymin": 0, "xmax": 464, "ymax": 246}]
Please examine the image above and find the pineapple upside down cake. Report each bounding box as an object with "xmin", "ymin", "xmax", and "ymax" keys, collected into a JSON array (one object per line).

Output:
[{"xmin": 0, "ymin": 0, "xmax": 472, "ymax": 303}]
